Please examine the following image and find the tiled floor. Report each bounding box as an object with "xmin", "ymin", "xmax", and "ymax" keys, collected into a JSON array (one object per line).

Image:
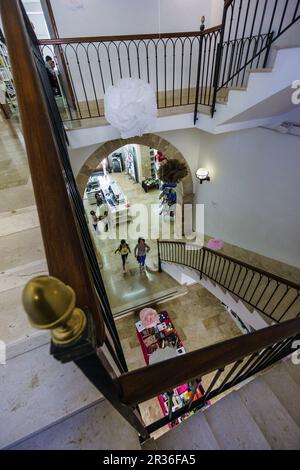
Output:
[{"xmin": 115, "ymin": 283, "xmax": 242, "ymax": 371}]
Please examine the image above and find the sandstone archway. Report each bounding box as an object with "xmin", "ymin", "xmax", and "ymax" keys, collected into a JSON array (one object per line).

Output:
[{"xmin": 76, "ymin": 133, "xmax": 194, "ymax": 206}]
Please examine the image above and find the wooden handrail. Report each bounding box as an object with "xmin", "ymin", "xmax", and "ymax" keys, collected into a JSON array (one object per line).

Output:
[
  {"xmin": 119, "ymin": 317, "xmax": 300, "ymax": 406},
  {"xmin": 158, "ymin": 241, "xmax": 300, "ymax": 291},
  {"xmin": 37, "ymin": 25, "xmax": 222, "ymax": 45},
  {"xmin": 0, "ymin": 0, "xmax": 105, "ymax": 343}
]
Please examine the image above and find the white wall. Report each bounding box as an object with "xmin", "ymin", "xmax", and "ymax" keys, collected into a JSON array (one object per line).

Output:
[
  {"xmin": 211, "ymin": 0, "xmax": 224, "ymax": 26},
  {"xmin": 157, "ymin": 128, "xmax": 200, "ymax": 193},
  {"xmin": 69, "ymin": 143, "xmax": 100, "ymax": 177},
  {"xmin": 195, "ymin": 127, "xmax": 300, "ymax": 268},
  {"xmin": 50, "ymin": 0, "xmax": 221, "ymax": 38}
]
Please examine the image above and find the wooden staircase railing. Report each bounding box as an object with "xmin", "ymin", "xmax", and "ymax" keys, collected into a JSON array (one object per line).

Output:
[{"xmin": 118, "ymin": 317, "xmax": 300, "ymax": 434}]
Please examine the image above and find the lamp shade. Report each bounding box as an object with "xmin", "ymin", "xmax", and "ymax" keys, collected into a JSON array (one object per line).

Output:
[{"xmin": 104, "ymin": 78, "xmax": 157, "ymax": 139}]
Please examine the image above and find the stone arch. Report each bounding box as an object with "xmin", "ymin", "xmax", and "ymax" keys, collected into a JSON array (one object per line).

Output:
[{"xmin": 76, "ymin": 133, "xmax": 194, "ymax": 206}]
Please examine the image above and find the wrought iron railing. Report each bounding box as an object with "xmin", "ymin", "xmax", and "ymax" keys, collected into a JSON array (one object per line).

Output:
[
  {"xmin": 157, "ymin": 241, "xmax": 300, "ymax": 324},
  {"xmin": 37, "ymin": 1, "xmax": 300, "ymax": 123},
  {"xmin": 39, "ymin": 27, "xmax": 221, "ymax": 122},
  {"xmin": 210, "ymin": 0, "xmax": 300, "ymax": 116}
]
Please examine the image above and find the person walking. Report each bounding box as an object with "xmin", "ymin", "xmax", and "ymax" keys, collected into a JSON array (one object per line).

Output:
[
  {"xmin": 134, "ymin": 238, "xmax": 150, "ymax": 271},
  {"xmin": 90, "ymin": 210, "xmax": 98, "ymax": 231},
  {"xmin": 115, "ymin": 240, "xmax": 131, "ymax": 273}
]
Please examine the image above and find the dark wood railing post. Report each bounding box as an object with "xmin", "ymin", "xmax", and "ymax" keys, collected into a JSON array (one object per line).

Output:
[
  {"xmin": 210, "ymin": 1, "xmax": 229, "ymax": 117},
  {"xmin": 157, "ymin": 239, "xmax": 162, "ymax": 273},
  {"xmin": 263, "ymin": 31, "xmax": 275, "ymax": 68},
  {"xmin": 193, "ymin": 34, "xmax": 204, "ymax": 125},
  {"xmin": 0, "ymin": 0, "xmax": 105, "ymax": 344},
  {"xmin": 200, "ymin": 247, "xmax": 206, "ymax": 280}
]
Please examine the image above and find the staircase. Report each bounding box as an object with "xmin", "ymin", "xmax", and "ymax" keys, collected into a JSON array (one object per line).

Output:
[
  {"xmin": 4, "ymin": 355, "xmax": 300, "ymax": 450},
  {"xmin": 197, "ymin": 46, "xmax": 300, "ymax": 134},
  {"xmin": 143, "ymin": 357, "xmax": 300, "ymax": 450}
]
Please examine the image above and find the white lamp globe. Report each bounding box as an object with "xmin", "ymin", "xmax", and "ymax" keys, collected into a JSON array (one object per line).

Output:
[{"xmin": 104, "ymin": 78, "xmax": 157, "ymax": 139}]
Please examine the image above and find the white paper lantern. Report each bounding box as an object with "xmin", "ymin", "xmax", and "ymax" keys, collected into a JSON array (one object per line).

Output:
[{"xmin": 104, "ymin": 78, "xmax": 157, "ymax": 139}]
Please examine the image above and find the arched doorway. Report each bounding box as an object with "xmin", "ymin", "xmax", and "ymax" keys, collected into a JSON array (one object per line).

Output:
[
  {"xmin": 76, "ymin": 133, "xmax": 194, "ymax": 207},
  {"xmin": 76, "ymin": 134, "xmax": 195, "ymax": 315}
]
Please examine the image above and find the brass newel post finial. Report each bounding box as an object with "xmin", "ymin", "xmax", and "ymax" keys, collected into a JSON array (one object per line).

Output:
[
  {"xmin": 200, "ymin": 16, "xmax": 206, "ymax": 32},
  {"xmin": 22, "ymin": 276, "xmax": 87, "ymax": 345}
]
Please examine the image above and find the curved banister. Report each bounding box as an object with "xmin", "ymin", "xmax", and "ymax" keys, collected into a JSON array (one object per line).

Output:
[
  {"xmin": 119, "ymin": 317, "xmax": 300, "ymax": 406},
  {"xmin": 158, "ymin": 241, "xmax": 300, "ymax": 291},
  {"xmin": 37, "ymin": 25, "xmax": 223, "ymax": 45}
]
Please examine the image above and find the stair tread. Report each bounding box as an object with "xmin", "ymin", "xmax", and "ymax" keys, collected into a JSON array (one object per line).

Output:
[
  {"xmin": 248, "ymin": 67, "xmax": 273, "ymax": 73},
  {"xmin": 237, "ymin": 377, "xmax": 300, "ymax": 449},
  {"xmin": 260, "ymin": 362, "xmax": 300, "ymax": 426},
  {"xmin": 204, "ymin": 391, "xmax": 271, "ymax": 450},
  {"xmin": 282, "ymin": 359, "xmax": 300, "ymax": 387},
  {"xmin": 146, "ymin": 411, "xmax": 220, "ymax": 450},
  {"xmin": 0, "ymin": 343, "xmax": 103, "ymax": 448},
  {"xmin": 8, "ymin": 399, "xmax": 140, "ymax": 450},
  {"xmin": 112, "ymin": 286, "xmax": 188, "ymax": 317}
]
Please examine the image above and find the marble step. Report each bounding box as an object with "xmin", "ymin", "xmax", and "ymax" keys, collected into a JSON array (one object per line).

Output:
[
  {"xmin": 112, "ymin": 285, "xmax": 188, "ymax": 318},
  {"xmin": 237, "ymin": 376, "xmax": 300, "ymax": 449},
  {"xmin": 0, "ymin": 343, "xmax": 103, "ymax": 449},
  {"xmin": 0, "ymin": 205, "xmax": 39, "ymax": 237},
  {"xmin": 143, "ymin": 411, "xmax": 220, "ymax": 450},
  {"xmin": 147, "ymin": 358, "xmax": 300, "ymax": 450},
  {"xmin": 204, "ymin": 391, "xmax": 271, "ymax": 450},
  {"xmin": 7, "ymin": 399, "xmax": 140, "ymax": 450},
  {"xmin": 0, "ymin": 260, "xmax": 48, "ymax": 359},
  {"xmin": 260, "ymin": 361, "xmax": 300, "ymax": 426},
  {"xmin": 282, "ymin": 359, "xmax": 300, "ymax": 388}
]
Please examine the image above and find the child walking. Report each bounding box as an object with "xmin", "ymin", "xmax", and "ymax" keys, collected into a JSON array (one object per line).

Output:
[
  {"xmin": 115, "ymin": 240, "xmax": 131, "ymax": 273},
  {"xmin": 90, "ymin": 210, "xmax": 98, "ymax": 231},
  {"xmin": 134, "ymin": 238, "xmax": 150, "ymax": 270}
]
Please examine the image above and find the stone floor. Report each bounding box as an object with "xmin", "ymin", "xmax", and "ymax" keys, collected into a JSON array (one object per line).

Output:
[
  {"xmin": 115, "ymin": 283, "xmax": 242, "ymax": 371},
  {"xmin": 0, "ymin": 116, "xmax": 47, "ymax": 353}
]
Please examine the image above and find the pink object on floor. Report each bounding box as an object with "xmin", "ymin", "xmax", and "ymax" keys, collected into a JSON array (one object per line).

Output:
[
  {"xmin": 207, "ymin": 238, "xmax": 224, "ymax": 251},
  {"xmin": 177, "ymin": 384, "xmax": 188, "ymax": 394},
  {"xmin": 139, "ymin": 308, "xmax": 160, "ymax": 328}
]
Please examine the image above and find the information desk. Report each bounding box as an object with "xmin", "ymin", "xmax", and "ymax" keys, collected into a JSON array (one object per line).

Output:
[
  {"xmin": 91, "ymin": 175, "xmax": 129, "ymax": 227},
  {"xmin": 136, "ymin": 311, "xmax": 206, "ymax": 428},
  {"xmin": 107, "ymin": 180, "xmax": 128, "ymax": 226}
]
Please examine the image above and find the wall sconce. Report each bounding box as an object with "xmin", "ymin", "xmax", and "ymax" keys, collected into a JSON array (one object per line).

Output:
[{"xmin": 196, "ymin": 168, "xmax": 210, "ymax": 184}]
